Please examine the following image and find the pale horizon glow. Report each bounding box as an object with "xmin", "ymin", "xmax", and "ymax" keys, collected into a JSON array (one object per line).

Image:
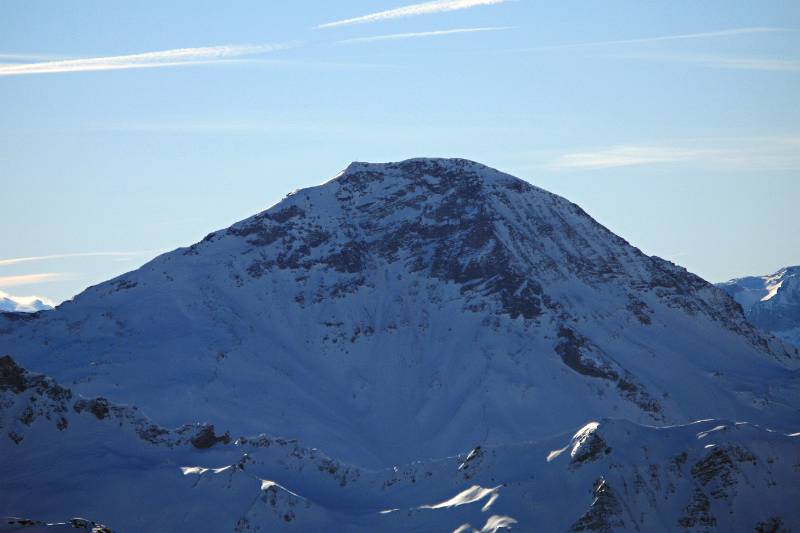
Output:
[{"xmin": 316, "ymin": 0, "xmax": 507, "ymax": 29}]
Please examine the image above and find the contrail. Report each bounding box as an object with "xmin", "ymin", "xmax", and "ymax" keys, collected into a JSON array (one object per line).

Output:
[
  {"xmin": 0, "ymin": 43, "xmax": 293, "ymax": 76},
  {"xmin": 317, "ymin": 0, "xmax": 507, "ymax": 29}
]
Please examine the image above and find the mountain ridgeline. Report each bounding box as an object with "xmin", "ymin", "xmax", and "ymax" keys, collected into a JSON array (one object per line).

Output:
[
  {"xmin": 718, "ymin": 266, "xmax": 800, "ymax": 348},
  {"xmin": 2, "ymin": 159, "xmax": 799, "ymax": 531}
]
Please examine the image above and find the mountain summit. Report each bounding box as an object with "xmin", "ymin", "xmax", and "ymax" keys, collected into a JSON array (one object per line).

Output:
[
  {"xmin": 2, "ymin": 157, "xmax": 796, "ymax": 464},
  {"xmin": 719, "ymin": 266, "xmax": 800, "ymax": 348},
  {"xmin": 2, "ymin": 159, "xmax": 799, "ymax": 530}
]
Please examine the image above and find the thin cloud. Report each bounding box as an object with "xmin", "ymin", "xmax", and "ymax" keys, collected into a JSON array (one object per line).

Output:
[
  {"xmin": 548, "ymin": 138, "xmax": 800, "ymax": 171},
  {"xmin": 0, "ymin": 52, "xmax": 62, "ymax": 61},
  {"xmin": 0, "ymin": 273, "xmax": 71, "ymax": 287},
  {"xmin": 498, "ymin": 27, "xmax": 798, "ymax": 73},
  {"xmin": 550, "ymin": 145, "xmax": 716, "ymax": 170},
  {"xmin": 0, "ymin": 43, "xmax": 293, "ymax": 77},
  {"xmin": 510, "ymin": 27, "xmax": 787, "ymax": 53},
  {"xmin": 623, "ymin": 52, "xmax": 800, "ymax": 72},
  {"xmin": 336, "ymin": 26, "xmax": 512, "ymax": 44},
  {"xmin": 0, "ymin": 251, "xmax": 160, "ymax": 267},
  {"xmin": 316, "ymin": 0, "xmax": 507, "ymax": 29}
]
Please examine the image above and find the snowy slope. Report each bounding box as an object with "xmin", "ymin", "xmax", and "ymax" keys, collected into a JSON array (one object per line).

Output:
[
  {"xmin": 1, "ymin": 158, "xmax": 799, "ymax": 530},
  {"xmin": 2, "ymin": 356, "xmax": 798, "ymax": 532},
  {"xmin": 718, "ymin": 266, "xmax": 800, "ymax": 348},
  {"xmin": 1, "ymin": 158, "xmax": 797, "ymax": 466}
]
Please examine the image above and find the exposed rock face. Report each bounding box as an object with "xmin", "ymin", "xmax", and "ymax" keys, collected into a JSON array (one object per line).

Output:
[
  {"xmin": 190, "ymin": 425, "xmax": 232, "ymax": 449},
  {"xmin": 1, "ymin": 355, "xmax": 31, "ymax": 393},
  {"xmin": 0, "ymin": 159, "xmax": 798, "ymax": 530},
  {"xmin": 2, "ymin": 517, "xmax": 114, "ymax": 532},
  {"xmin": 719, "ymin": 266, "xmax": 800, "ymax": 348},
  {"xmin": 569, "ymin": 478, "xmax": 626, "ymax": 532},
  {"xmin": 1, "ymin": 355, "xmax": 231, "ymax": 450},
  {"xmin": 677, "ymin": 489, "xmax": 716, "ymax": 531}
]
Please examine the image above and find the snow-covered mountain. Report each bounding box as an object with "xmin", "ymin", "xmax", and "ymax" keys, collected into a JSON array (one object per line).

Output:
[
  {"xmin": 2, "ymin": 355, "xmax": 798, "ymax": 532},
  {"xmin": 2, "ymin": 158, "xmax": 799, "ymax": 531},
  {"xmin": 718, "ymin": 266, "xmax": 800, "ymax": 348},
  {"xmin": 0, "ymin": 291, "xmax": 53, "ymax": 313}
]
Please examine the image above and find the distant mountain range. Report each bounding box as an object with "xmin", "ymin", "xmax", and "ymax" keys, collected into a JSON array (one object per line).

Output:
[
  {"xmin": 718, "ymin": 266, "xmax": 800, "ymax": 348},
  {"xmin": 2, "ymin": 159, "xmax": 798, "ymax": 531},
  {"xmin": 0, "ymin": 291, "xmax": 53, "ymax": 313}
]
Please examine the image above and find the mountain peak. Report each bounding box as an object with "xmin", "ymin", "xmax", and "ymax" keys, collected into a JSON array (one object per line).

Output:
[
  {"xmin": 718, "ymin": 264, "xmax": 800, "ymax": 348},
  {"xmin": 341, "ymin": 157, "xmax": 498, "ymax": 175},
  {"xmin": 333, "ymin": 157, "xmax": 538, "ymax": 193},
  {"xmin": 3, "ymin": 159, "xmax": 797, "ymax": 473},
  {"xmin": 777, "ymin": 265, "xmax": 800, "ymax": 277}
]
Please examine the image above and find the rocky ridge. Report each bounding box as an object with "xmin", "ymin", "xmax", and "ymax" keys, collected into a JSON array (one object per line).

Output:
[{"xmin": 1, "ymin": 356, "xmax": 798, "ymax": 531}]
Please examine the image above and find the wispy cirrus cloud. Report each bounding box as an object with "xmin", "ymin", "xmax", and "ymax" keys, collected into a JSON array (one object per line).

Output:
[
  {"xmin": 514, "ymin": 27, "xmax": 787, "ymax": 52},
  {"xmin": 0, "ymin": 52, "xmax": 62, "ymax": 62},
  {"xmin": 336, "ymin": 26, "xmax": 512, "ymax": 44},
  {"xmin": 316, "ymin": 0, "xmax": 507, "ymax": 29},
  {"xmin": 550, "ymin": 145, "xmax": 715, "ymax": 170},
  {"xmin": 0, "ymin": 43, "xmax": 293, "ymax": 77},
  {"xmin": 621, "ymin": 52, "xmax": 800, "ymax": 72},
  {"xmin": 548, "ymin": 138, "xmax": 800, "ymax": 171},
  {"xmin": 0, "ymin": 273, "xmax": 72, "ymax": 287},
  {"xmin": 502, "ymin": 27, "xmax": 799, "ymax": 73},
  {"xmin": 0, "ymin": 251, "xmax": 159, "ymax": 267}
]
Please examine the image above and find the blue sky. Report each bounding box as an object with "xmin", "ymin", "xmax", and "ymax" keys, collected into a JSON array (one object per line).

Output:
[{"xmin": 2, "ymin": 0, "xmax": 799, "ymax": 304}]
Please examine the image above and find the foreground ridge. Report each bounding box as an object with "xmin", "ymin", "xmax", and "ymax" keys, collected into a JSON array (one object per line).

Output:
[{"xmin": 1, "ymin": 357, "xmax": 798, "ymax": 531}]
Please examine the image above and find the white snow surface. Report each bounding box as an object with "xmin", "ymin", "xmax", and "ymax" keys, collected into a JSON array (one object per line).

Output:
[
  {"xmin": 1, "ymin": 158, "xmax": 799, "ymax": 531},
  {"xmin": 1, "ymin": 367, "xmax": 797, "ymax": 532},
  {"xmin": 0, "ymin": 291, "xmax": 53, "ymax": 313}
]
